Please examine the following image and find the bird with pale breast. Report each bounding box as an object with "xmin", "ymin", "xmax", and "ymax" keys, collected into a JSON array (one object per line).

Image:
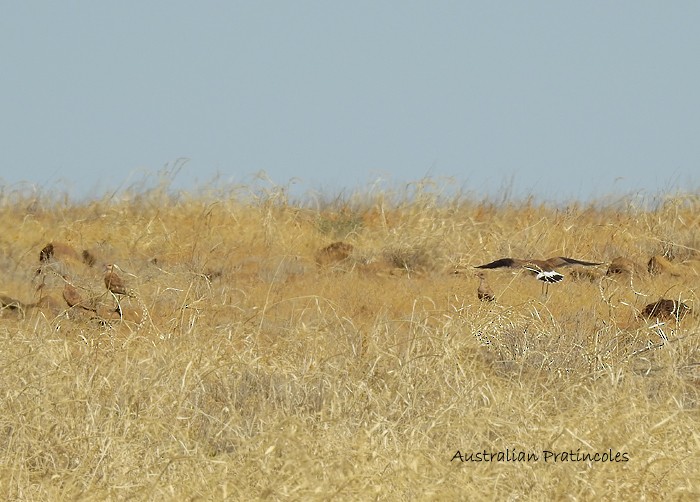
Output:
[
  {"xmin": 476, "ymin": 272, "xmax": 495, "ymax": 302},
  {"xmin": 475, "ymin": 256, "xmax": 602, "ymax": 295},
  {"xmin": 103, "ymin": 264, "xmax": 133, "ymax": 297}
]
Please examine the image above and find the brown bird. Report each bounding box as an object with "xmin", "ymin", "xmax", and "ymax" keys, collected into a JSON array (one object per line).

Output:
[
  {"xmin": 647, "ymin": 255, "xmax": 680, "ymax": 277},
  {"xmin": 640, "ymin": 298, "xmax": 691, "ymax": 321},
  {"xmin": 39, "ymin": 241, "xmax": 81, "ymax": 263},
  {"xmin": 475, "ymin": 256, "xmax": 602, "ymax": 295},
  {"xmin": 476, "ymin": 272, "xmax": 495, "ymax": 302},
  {"xmin": 0, "ymin": 293, "xmax": 25, "ymax": 311},
  {"xmin": 103, "ymin": 264, "xmax": 132, "ymax": 296},
  {"xmin": 316, "ymin": 241, "xmax": 354, "ymax": 267},
  {"xmin": 38, "ymin": 242, "xmax": 55, "ymax": 263},
  {"xmin": 62, "ymin": 275, "xmax": 96, "ymax": 312},
  {"xmin": 63, "ymin": 275, "xmax": 95, "ymax": 312},
  {"xmin": 606, "ymin": 256, "xmax": 646, "ymax": 278}
]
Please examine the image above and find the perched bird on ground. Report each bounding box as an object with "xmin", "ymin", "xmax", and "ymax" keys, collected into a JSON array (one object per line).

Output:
[
  {"xmin": 103, "ymin": 264, "xmax": 133, "ymax": 297},
  {"xmin": 0, "ymin": 293, "xmax": 25, "ymax": 311},
  {"xmin": 39, "ymin": 242, "xmax": 78, "ymax": 263},
  {"xmin": 316, "ymin": 241, "xmax": 354, "ymax": 267},
  {"xmin": 476, "ymin": 272, "xmax": 495, "ymax": 302},
  {"xmin": 38, "ymin": 242, "xmax": 54, "ymax": 263},
  {"xmin": 647, "ymin": 255, "xmax": 681, "ymax": 277},
  {"xmin": 640, "ymin": 299, "xmax": 691, "ymax": 321},
  {"xmin": 606, "ymin": 256, "xmax": 644, "ymax": 278},
  {"xmin": 38, "ymin": 241, "xmax": 95, "ymax": 265},
  {"xmin": 475, "ymin": 256, "xmax": 602, "ymax": 295},
  {"xmin": 62, "ymin": 275, "xmax": 95, "ymax": 311}
]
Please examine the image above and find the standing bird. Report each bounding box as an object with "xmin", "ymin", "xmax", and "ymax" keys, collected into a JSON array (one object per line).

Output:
[
  {"xmin": 606, "ymin": 256, "xmax": 644, "ymax": 277},
  {"xmin": 103, "ymin": 264, "xmax": 132, "ymax": 297},
  {"xmin": 62, "ymin": 275, "xmax": 95, "ymax": 312},
  {"xmin": 316, "ymin": 241, "xmax": 354, "ymax": 267},
  {"xmin": 475, "ymin": 256, "xmax": 602, "ymax": 296},
  {"xmin": 476, "ymin": 272, "xmax": 495, "ymax": 302},
  {"xmin": 640, "ymin": 299, "xmax": 691, "ymax": 321},
  {"xmin": 0, "ymin": 293, "xmax": 25, "ymax": 311}
]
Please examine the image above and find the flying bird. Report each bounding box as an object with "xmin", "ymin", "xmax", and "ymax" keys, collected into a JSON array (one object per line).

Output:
[{"xmin": 474, "ymin": 256, "xmax": 602, "ymax": 295}]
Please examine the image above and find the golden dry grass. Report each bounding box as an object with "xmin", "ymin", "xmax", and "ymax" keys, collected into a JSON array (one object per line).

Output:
[{"xmin": 1, "ymin": 182, "xmax": 699, "ymax": 500}]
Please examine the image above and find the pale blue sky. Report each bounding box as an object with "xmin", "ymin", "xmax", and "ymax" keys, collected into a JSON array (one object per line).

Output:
[{"xmin": 2, "ymin": 2, "xmax": 699, "ymax": 203}]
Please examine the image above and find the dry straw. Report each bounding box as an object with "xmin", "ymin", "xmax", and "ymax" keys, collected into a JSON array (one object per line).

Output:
[{"xmin": 0, "ymin": 180, "xmax": 698, "ymax": 499}]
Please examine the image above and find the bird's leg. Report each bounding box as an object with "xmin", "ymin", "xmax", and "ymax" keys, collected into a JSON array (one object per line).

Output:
[
  {"xmin": 110, "ymin": 291, "xmax": 123, "ymax": 318},
  {"xmin": 541, "ymin": 282, "xmax": 549, "ymax": 298}
]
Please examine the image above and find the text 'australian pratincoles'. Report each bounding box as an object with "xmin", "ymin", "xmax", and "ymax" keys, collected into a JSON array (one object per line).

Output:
[{"xmin": 451, "ymin": 449, "xmax": 630, "ymax": 463}]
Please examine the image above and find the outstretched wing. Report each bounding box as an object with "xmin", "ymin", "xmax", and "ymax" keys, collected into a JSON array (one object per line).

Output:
[
  {"xmin": 547, "ymin": 256, "xmax": 602, "ymax": 268},
  {"xmin": 474, "ymin": 258, "xmax": 522, "ymax": 269}
]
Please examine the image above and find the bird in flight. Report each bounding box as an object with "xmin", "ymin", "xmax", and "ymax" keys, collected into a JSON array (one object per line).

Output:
[{"xmin": 474, "ymin": 256, "xmax": 602, "ymax": 295}]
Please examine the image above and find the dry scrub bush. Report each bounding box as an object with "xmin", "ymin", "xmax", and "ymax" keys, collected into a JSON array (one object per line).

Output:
[{"xmin": 0, "ymin": 181, "xmax": 698, "ymax": 500}]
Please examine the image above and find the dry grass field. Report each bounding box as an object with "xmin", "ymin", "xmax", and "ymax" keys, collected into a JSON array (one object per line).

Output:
[{"xmin": 0, "ymin": 180, "xmax": 699, "ymax": 500}]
